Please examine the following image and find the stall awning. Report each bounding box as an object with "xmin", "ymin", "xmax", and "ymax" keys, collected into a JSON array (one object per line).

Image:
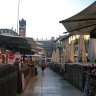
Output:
[
  {"xmin": 25, "ymin": 37, "xmax": 42, "ymax": 51},
  {"xmin": 0, "ymin": 34, "xmax": 35, "ymax": 54},
  {"xmin": 59, "ymin": 1, "xmax": 96, "ymax": 35}
]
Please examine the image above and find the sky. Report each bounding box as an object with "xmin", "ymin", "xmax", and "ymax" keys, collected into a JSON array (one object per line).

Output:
[{"xmin": 0, "ymin": 0, "xmax": 95, "ymax": 40}]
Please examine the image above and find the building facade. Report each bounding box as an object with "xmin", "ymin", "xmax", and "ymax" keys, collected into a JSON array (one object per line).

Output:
[
  {"xmin": 19, "ymin": 19, "xmax": 26, "ymax": 37},
  {"xmin": 0, "ymin": 29, "xmax": 18, "ymax": 36}
]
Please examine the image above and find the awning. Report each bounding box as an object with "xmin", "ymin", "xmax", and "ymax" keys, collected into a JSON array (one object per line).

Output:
[
  {"xmin": 25, "ymin": 37, "xmax": 42, "ymax": 51},
  {"xmin": 59, "ymin": 1, "xmax": 96, "ymax": 35},
  {"xmin": 0, "ymin": 34, "xmax": 35, "ymax": 54},
  {"xmin": 60, "ymin": 34, "xmax": 72, "ymax": 41}
]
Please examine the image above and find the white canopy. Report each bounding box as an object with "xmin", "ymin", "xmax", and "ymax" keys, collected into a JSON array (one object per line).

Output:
[
  {"xmin": 88, "ymin": 39, "xmax": 96, "ymax": 62},
  {"xmin": 69, "ymin": 41, "xmax": 74, "ymax": 63},
  {"xmin": 78, "ymin": 35, "xmax": 87, "ymax": 62}
]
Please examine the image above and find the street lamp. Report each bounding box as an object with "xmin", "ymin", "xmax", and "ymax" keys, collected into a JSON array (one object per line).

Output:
[{"xmin": 17, "ymin": 0, "xmax": 21, "ymax": 34}]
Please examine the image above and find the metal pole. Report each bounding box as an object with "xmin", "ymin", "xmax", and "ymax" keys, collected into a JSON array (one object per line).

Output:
[{"xmin": 17, "ymin": 0, "xmax": 20, "ymax": 34}]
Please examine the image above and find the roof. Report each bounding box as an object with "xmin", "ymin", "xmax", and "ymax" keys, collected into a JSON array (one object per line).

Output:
[
  {"xmin": 25, "ymin": 37, "xmax": 42, "ymax": 51},
  {"xmin": 55, "ymin": 36, "xmax": 64, "ymax": 42},
  {"xmin": 59, "ymin": 1, "xmax": 96, "ymax": 35},
  {"xmin": 60, "ymin": 34, "xmax": 72, "ymax": 41},
  {"xmin": 36, "ymin": 42, "xmax": 44, "ymax": 45},
  {"xmin": 55, "ymin": 34, "xmax": 71, "ymax": 42}
]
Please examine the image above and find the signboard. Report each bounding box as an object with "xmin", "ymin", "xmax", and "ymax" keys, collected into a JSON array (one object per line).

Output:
[{"xmin": 7, "ymin": 53, "xmax": 21, "ymax": 65}]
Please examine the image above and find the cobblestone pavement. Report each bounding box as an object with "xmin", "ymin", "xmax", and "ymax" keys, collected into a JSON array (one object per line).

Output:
[{"xmin": 17, "ymin": 67, "xmax": 83, "ymax": 96}]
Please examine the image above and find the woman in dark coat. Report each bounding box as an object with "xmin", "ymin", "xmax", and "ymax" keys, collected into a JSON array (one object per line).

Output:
[{"xmin": 14, "ymin": 58, "xmax": 22, "ymax": 93}]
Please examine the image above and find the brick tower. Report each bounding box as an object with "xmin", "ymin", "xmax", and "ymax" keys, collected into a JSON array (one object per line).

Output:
[{"xmin": 19, "ymin": 19, "xmax": 26, "ymax": 37}]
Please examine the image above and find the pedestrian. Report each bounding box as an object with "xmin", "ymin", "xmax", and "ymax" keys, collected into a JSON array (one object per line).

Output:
[
  {"xmin": 34, "ymin": 66, "xmax": 38, "ymax": 75},
  {"xmin": 14, "ymin": 58, "xmax": 22, "ymax": 93},
  {"xmin": 2, "ymin": 55, "xmax": 5, "ymax": 63},
  {"xmin": 14, "ymin": 58, "xmax": 20, "ymax": 71},
  {"xmin": 41, "ymin": 60, "xmax": 46, "ymax": 71}
]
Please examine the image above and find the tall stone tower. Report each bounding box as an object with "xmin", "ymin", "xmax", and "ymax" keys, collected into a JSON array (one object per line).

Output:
[{"xmin": 19, "ymin": 19, "xmax": 26, "ymax": 37}]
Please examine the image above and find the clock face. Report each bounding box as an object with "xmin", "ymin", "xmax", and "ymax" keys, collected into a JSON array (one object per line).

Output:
[{"xmin": 19, "ymin": 19, "xmax": 26, "ymax": 27}]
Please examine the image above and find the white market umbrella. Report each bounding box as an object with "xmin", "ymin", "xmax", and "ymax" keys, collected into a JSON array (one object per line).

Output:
[
  {"xmin": 65, "ymin": 43, "xmax": 70, "ymax": 62},
  {"xmin": 88, "ymin": 38, "xmax": 96, "ymax": 62},
  {"xmin": 56, "ymin": 48, "xmax": 60, "ymax": 64},
  {"xmin": 69, "ymin": 41, "xmax": 74, "ymax": 63},
  {"xmin": 62, "ymin": 48, "xmax": 66, "ymax": 64},
  {"xmin": 54, "ymin": 50, "xmax": 57, "ymax": 63},
  {"xmin": 52, "ymin": 50, "xmax": 55, "ymax": 63},
  {"xmin": 78, "ymin": 35, "xmax": 87, "ymax": 62},
  {"xmin": 52, "ymin": 51, "xmax": 54, "ymax": 62}
]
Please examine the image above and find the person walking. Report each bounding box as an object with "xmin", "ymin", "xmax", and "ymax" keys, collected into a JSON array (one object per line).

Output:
[
  {"xmin": 14, "ymin": 58, "xmax": 20, "ymax": 71},
  {"xmin": 41, "ymin": 60, "xmax": 46, "ymax": 72},
  {"xmin": 14, "ymin": 58, "xmax": 22, "ymax": 93}
]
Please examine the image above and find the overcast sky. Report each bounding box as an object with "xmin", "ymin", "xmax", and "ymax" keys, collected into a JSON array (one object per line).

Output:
[{"xmin": 0, "ymin": 0, "xmax": 95, "ymax": 40}]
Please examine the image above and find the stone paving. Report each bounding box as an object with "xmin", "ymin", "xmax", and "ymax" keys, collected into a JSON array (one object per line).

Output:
[{"xmin": 17, "ymin": 67, "xmax": 83, "ymax": 96}]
